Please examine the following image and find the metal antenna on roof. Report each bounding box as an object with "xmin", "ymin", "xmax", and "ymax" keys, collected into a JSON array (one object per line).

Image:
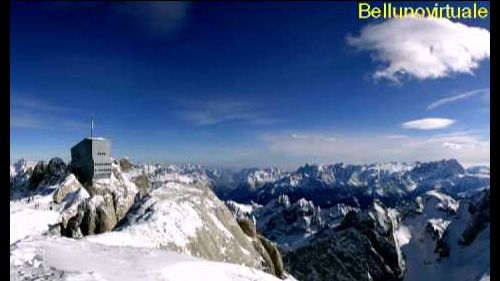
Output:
[{"xmin": 91, "ymin": 115, "xmax": 95, "ymax": 138}]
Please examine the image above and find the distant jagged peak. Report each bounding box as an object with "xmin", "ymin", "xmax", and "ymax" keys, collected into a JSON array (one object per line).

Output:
[
  {"xmin": 296, "ymin": 162, "xmax": 323, "ymax": 176},
  {"xmin": 411, "ymin": 158, "xmax": 465, "ymax": 176}
]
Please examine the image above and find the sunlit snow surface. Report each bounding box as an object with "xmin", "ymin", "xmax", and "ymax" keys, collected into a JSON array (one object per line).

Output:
[
  {"xmin": 10, "ymin": 169, "xmax": 292, "ymax": 281},
  {"xmin": 11, "ymin": 237, "xmax": 291, "ymax": 281},
  {"xmin": 10, "ymin": 189, "xmax": 60, "ymax": 244}
]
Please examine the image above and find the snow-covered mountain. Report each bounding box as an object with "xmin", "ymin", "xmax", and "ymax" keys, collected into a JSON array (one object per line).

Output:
[
  {"xmin": 218, "ymin": 160, "xmax": 489, "ymax": 281},
  {"xmin": 223, "ymin": 159, "xmax": 489, "ymax": 208},
  {"xmin": 229, "ymin": 188, "xmax": 489, "ymax": 281},
  {"xmin": 401, "ymin": 189, "xmax": 490, "ymax": 281},
  {"xmin": 226, "ymin": 195, "xmax": 360, "ymax": 251},
  {"xmin": 86, "ymin": 181, "xmax": 282, "ymax": 275},
  {"xmin": 122, "ymin": 159, "xmax": 489, "ymax": 210},
  {"xmin": 10, "ymin": 158, "xmax": 295, "ymax": 281},
  {"xmin": 143, "ymin": 164, "xmax": 284, "ymax": 200},
  {"xmin": 10, "ymin": 158, "xmax": 489, "ymax": 281},
  {"xmin": 283, "ymin": 200, "xmax": 408, "ymax": 281}
]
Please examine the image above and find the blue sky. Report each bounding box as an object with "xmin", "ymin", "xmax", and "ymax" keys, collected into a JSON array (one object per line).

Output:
[{"xmin": 10, "ymin": 2, "xmax": 490, "ymax": 168}]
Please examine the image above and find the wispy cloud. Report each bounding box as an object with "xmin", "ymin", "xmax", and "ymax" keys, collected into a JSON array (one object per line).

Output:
[
  {"xmin": 347, "ymin": 17, "xmax": 490, "ymax": 82},
  {"xmin": 427, "ymin": 88, "xmax": 490, "ymax": 110},
  {"xmin": 11, "ymin": 95, "xmax": 69, "ymax": 114},
  {"xmin": 10, "ymin": 115, "xmax": 42, "ymax": 129},
  {"xmin": 401, "ymin": 118, "xmax": 455, "ymax": 130},
  {"xmin": 179, "ymin": 100, "xmax": 281, "ymax": 126},
  {"xmin": 11, "ymin": 111, "xmax": 88, "ymax": 131},
  {"xmin": 290, "ymin": 133, "xmax": 336, "ymax": 142},
  {"xmin": 11, "ymin": 94, "xmax": 87, "ymax": 131}
]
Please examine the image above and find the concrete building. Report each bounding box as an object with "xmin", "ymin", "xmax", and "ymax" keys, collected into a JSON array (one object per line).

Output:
[{"xmin": 71, "ymin": 118, "xmax": 112, "ymax": 185}]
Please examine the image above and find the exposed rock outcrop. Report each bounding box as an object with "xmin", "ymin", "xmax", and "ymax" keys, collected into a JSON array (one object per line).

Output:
[
  {"xmin": 85, "ymin": 181, "xmax": 281, "ymax": 277},
  {"xmin": 54, "ymin": 163, "xmax": 138, "ymax": 238},
  {"xmin": 53, "ymin": 175, "xmax": 83, "ymax": 204},
  {"xmin": 119, "ymin": 158, "xmax": 134, "ymax": 173},
  {"xmin": 232, "ymin": 215, "xmax": 285, "ymax": 278},
  {"xmin": 259, "ymin": 235, "xmax": 284, "ymax": 278},
  {"xmin": 237, "ymin": 217, "xmax": 257, "ymax": 238},
  {"xmin": 133, "ymin": 174, "xmax": 150, "ymax": 197}
]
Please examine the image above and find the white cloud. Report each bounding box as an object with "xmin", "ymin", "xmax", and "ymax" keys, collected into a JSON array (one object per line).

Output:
[
  {"xmin": 347, "ymin": 17, "xmax": 490, "ymax": 82},
  {"xmin": 401, "ymin": 118, "xmax": 455, "ymax": 130},
  {"xmin": 428, "ymin": 88, "xmax": 490, "ymax": 110}
]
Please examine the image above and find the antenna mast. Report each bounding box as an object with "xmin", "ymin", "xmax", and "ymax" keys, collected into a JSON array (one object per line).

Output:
[{"xmin": 91, "ymin": 116, "xmax": 95, "ymax": 138}]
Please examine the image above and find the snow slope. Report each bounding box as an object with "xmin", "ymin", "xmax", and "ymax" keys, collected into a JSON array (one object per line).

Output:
[
  {"xmin": 86, "ymin": 181, "xmax": 272, "ymax": 272},
  {"xmin": 10, "ymin": 237, "xmax": 294, "ymax": 281},
  {"xmin": 401, "ymin": 191, "xmax": 490, "ymax": 281},
  {"xmin": 10, "ymin": 160, "xmax": 296, "ymax": 281},
  {"xmin": 10, "ymin": 182, "xmax": 61, "ymax": 244}
]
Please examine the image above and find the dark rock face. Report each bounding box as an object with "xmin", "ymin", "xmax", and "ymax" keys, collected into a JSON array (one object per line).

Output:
[
  {"xmin": 30, "ymin": 161, "xmax": 48, "ymax": 189},
  {"xmin": 460, "ymin": 190, "xmax": 490, "ymax": 246},
  {"xmin": 434, "ymin": 234, "xmax": 450, "ymax": 260},
  {"xmin": 238, "ymin": 218, "xmax": 257, "ymax": 238},
  {"xmin": 285, "ymin": 229, "xmax": 393, "ymax": 281},
  {"xmin": 284, "ymin": 202, "xmax": 405, "ymax": 281},
  {"xmin": 29, "ymin": 158, "xmax": 68, "ymax": 190},
  {"xmin": 234, "ymin": 213, "xmax": 284, "ymax": 278},
  {"xmin": 259, "ymin": 235, "xmax": 284, "ymax": 278},
  {"xmin": 48, "ymin": 158, "xmax": 67, "ymax": 179}
]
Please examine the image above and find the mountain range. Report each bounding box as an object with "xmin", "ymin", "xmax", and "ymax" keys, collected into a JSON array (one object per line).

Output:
[{"xmin": 10, "ymin": 158, "xmax": 490, "ymax": 281}]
